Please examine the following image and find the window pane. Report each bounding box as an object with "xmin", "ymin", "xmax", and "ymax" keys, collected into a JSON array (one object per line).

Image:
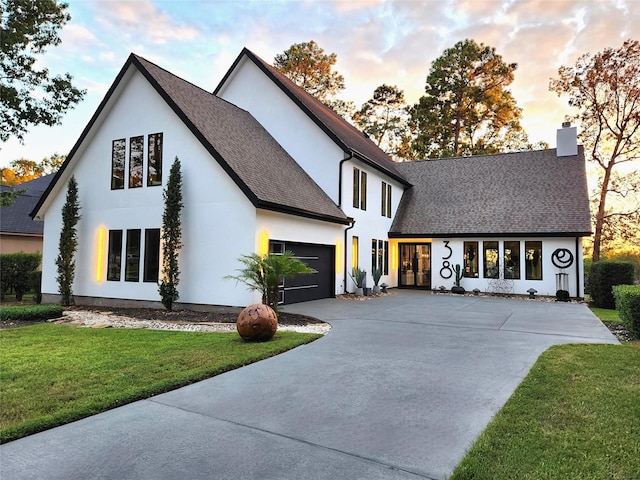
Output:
[
  {"xmin": 125, "ymin": 229, "xmax": 141, "ymax": 282},
  {"xmin": 378, "ymin": 240, "xmax": 383, "ymax": 273},
  {"xmin": 484, "ymin": 241, "xmax": 499, "ymax": 278},
  {"xmin": 387, "ymin": 184, "xmax": 392, "ymax": 218},
  {"xmin": 371, "ymin": 239, "xmax": 377, "ymax": 271},
  {"xmin": 360, "ymin": 171, "xmax": 367, "ymax": 210},
  {"xmin": 111, "ymin": 139, "xmax": 125, "ymax": 190},
  {"xmin": 381, "ymin": 182, "xmax": 386, "ymax": 216},
  {"xmin": 504, "ymin": 241, "xmax": 520, "ymax": 279},
  {"xmin": 147, "ymin": 133, "xmax": 163, "ymax": 187},
  {"xmin": 463, "ymin": 241, "xmax": 478, "ymax": 278},
  {"xmin": 383, "ymin": 241, "xmax": 389, "ymax": 275},
  {"xmin": 353, "ymin": 168, "xmax": 360, "ymax": 209},
  {"xmin": 129, "ymin": 136, "xmax": 144, "ymax": 188},
  {"xmin": 525, "ymin": 241, "xmax": 543, "ymax": 280},
  {"xmin": 107, "ymin": 230, "xmax": 123, "ymax": 281},
  {"xmin": 143, "ymin": 229, "xmax": 160, "ymax": 283}
]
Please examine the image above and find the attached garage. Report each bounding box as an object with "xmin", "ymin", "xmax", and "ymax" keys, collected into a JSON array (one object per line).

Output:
[{"xmin": 270, "ymin": 240, "xmax": 335, "ymax": 304}]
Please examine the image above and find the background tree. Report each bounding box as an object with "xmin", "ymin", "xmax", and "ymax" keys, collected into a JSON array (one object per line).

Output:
[
  {"xmin": 1, "ymin": 154, "xmax": 66, "ymax": 186},
  {"xmin": 159, "ymin": 157, "xmax": 183, "ymax": 310},
  {"xmin": 274, "ymin": 40, "xmax": 353, "ymax": 117},
  {"xmin": 352, "ymin": 84, "xmax": 410, "ymax": 159},
  {"xmin": 1, "ymin": 0, "xmax": 85, "ymax": 142},
  {"xmin": 550, "ymin": 38, "xmax": 640, "ymax": 262},
  {"xmin": 409, "ymin": 39, "xmax": 527, "ymax": 158},
  {"xmin": 55, "ymin": 175, "xmax": 80, "ymax": 306}
]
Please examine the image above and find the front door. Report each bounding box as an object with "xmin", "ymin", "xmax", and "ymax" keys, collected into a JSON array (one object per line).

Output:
[{"xmin": 399, "ymin": 243, "xmax": 431, "ymax": 288}]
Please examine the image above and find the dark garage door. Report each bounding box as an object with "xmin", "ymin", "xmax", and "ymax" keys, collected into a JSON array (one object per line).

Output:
[{"xmin": 270, "ymin": 241, "xmax": 334, "ymax": 304}]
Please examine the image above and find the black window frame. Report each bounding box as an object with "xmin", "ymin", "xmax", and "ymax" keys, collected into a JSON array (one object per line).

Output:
[
  {"xmin": 125, "ymin": 229, "xmax": 141, "ymax": 282},
  {"xmin": 463, "ymin": 241, "xmax": 479, "ymax": 278},
  {"xmin": 143, "ymin": 229, "xmax": 161, "ymax": 283},
  {"xmin": 504, "ymin": 241, "xmax": 521, "ymax": 279},
  {"xmin": 147, "ymin": 133, "xmax": 163, "ymax": 187},
  {"xmin": 111, "ymin": 139, "xmax": 126, "ymax": 190},
  {"xmin": 107, "ymin": 230, "xmax": 123, "ymax": 281},
  {"xmin": 128, "ymin": 135, "xmax": 144, "ymax": 188},
  {"xmin": 483, "ymin": 241, "xmax": 499, "ymax": 279},
  {"xmin": 525, "ymin": 241, "xmax": 543, "ymax": 280}
]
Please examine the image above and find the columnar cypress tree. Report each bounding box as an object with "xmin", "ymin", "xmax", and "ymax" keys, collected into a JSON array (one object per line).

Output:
[
  {"xmin": 55, "ymin": 175, "xmax": 80, "ymax": 306},
  {"xmin": 159, "ymin": 157, "xmax": 183, "ymax": 310}
]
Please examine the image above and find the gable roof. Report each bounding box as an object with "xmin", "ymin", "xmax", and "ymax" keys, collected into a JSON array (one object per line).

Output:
[
  {"xmin": 33, "ymin": 54, "xmax": 350, "ymax": 225},
  {"xmin": 2, "ymin": 174, "xmax": 53, "ymax": 235},
  {"xmin": 390, "ymin": 147, "xmax": 592, "ymax": 237},
  {"xmin": 214, "ymin": 48, "xmax": 411, "ymax": 187}
]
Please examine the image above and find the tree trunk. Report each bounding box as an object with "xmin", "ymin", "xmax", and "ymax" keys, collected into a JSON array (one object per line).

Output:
[{"xmin": 592, "ymin": 164, "xmax": 613, "ymax": 262}]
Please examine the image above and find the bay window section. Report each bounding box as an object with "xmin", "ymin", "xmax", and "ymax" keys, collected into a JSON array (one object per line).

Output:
[
  {"xmin": 128, "ymin": 135, "xmax": 144, "ymax": 188},
  {"xmin": 483, "ymin": 241, "xmax": 499, "ymax": 278},
  {"xmin": 143, "ymin": 229, "xmax": 161, "ymax": 283},
  {"xmin": 111, "ymin": 139, "xmax": 125, "ymax": 190},
  {"xmin": 463, "ymin": 241, "xmax": 478, "ymax": 278},
  {"xmin": 107, "ymin": 230, "xmax": 123, "ymax": 281},
  {"xmin": 504, "ymin": 241, "xmax": 521, "ymax": 279},
  {"xmin": 525, "ymin": 241, "xmax": 543, "ymax": 280},
  {"xmin": 125, "ymin": 229, "xmax": 141, "ymax": 282},
  {"xmin": 147, "ymin": 133, "xmax": 163, "ymax": 186}
]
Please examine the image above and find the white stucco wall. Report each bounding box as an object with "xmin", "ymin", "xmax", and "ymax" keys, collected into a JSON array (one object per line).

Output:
[
  {"xmin": 216, "ymin": 57, "xmax": 346, "ymax": 203},
  {"xmin": 39, "ymin": 68, "xmax": 259, "ymax": 307},
  {"xmin": 343, "ymin": 159, "xmax": 405, "ymax": 291},
  {"xmin": 427, "ymin": 237, "xmax": 585, "ymax": 297}
]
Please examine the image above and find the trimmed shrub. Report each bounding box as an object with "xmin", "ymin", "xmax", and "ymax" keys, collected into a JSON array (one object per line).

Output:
[
  {"xmin": 590, "ymin": 261, "xmax": 635, "ymax": 309},
  {"xmin": 0, "ymin": 304, "xmax": 64, "ymax": 322},
  {"xmin": 613, "ymin": 285, "xmax": 640, "ymax": 335},
  {"xmin": 0, "ymin": 253, "xmax": 42, "ymax": 300}
]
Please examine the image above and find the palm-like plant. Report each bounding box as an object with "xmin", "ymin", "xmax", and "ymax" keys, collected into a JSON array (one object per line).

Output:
[{"xmin": 226, "ymin": 251, "xmax": 316, "ymax": 309}]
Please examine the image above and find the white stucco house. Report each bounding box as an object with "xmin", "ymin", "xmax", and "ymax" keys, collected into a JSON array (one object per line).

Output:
[{"xmin": 32, "ymin": 50, "xmax": 591, "ymax": 308}]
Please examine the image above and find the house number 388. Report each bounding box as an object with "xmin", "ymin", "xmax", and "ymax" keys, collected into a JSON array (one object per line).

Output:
[{"xmin": 440, "ymin": 241, "xmax": 453, "ymax": 279}]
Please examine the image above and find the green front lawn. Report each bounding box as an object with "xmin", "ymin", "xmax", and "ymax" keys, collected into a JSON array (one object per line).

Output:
[
  {"xmin": 0, "ymin": 324, "xmax": 321, "ymax": 443},
  {"xmin": 590, "ymin": 307, "xmax": 622, "ymax": 324},
  {"xmin": 450, "ymin": 308, "xmax": 640, "ymax": 479}
]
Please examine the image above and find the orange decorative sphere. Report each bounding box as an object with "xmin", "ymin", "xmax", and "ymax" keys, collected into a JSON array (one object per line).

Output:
[{"xmin": 236, "ymin": 303, "xmax": 278, "ymax": 341}]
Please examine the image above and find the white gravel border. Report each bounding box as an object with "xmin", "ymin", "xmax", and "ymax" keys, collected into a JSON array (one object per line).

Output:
[{"xmin": 58, "ymin": 310, "xmax": 331, "ymax": 335}]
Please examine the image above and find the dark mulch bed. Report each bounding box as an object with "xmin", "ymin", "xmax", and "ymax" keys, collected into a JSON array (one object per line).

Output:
[{"xmin": 603, "ymin": 322, "xmax": 640, "ymax": 342}]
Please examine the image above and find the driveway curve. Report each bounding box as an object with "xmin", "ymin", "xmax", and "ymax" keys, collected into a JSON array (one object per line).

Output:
[{"xmin": 0, "ymin": 291, "xmax": 618, "ymax": 480}]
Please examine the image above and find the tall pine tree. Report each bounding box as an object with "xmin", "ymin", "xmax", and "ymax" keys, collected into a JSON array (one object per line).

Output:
[
  {"xmin": 159, "ymin": 157, "xmax": 183, "ymax": 310},
  {"xmin": 55, "ymin": 175, "xmax": 80, "ymax": 306}
]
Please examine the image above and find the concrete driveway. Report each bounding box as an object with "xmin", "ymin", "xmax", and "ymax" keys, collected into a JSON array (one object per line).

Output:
[{"xmin": 0, "ymin": 292, "xmax": 618, "ymax": 480}]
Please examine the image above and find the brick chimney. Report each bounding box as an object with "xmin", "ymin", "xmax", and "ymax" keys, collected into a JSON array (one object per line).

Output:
[{"xmin": 557, "ymin": 122, "xmax": 578, "ymax": 157}]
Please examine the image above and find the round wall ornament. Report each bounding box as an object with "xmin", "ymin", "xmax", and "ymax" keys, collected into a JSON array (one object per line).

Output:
[{"xmin": 551, "ymin": 248, "xmax": 574, "ymax": 269}]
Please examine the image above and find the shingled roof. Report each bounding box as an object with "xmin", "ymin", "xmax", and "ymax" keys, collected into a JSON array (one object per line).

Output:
[
  {"xmin": 390, "ymin": 148, "xmax": 592, "ymax": 237},
  {"xmin": 2, "ymin": 174, "xmax": 53, "ymax": 235},
  {"xmin": 215, "ymin": 49, "xmax": 411, "ymax": 187},
  {"xmin": 33, "ymin": 55, "xmax": 350, "ymax": 225}
]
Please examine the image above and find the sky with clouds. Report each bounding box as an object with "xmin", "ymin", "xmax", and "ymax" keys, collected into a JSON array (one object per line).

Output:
[{"xmin": 1, "ymin": 0, "xmax": 638, "ymax": 168}]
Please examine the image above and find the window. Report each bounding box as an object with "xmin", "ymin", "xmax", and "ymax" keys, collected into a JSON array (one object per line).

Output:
[
  {"xmin": 147, "ymin": 133, "xmax": 163, "ymax": 187},
  {"xmin": 107, "ymin": 230, "xmax": 123, "ymax": 281},
  {"xmin": 484, "ymin": 241, "xmax": 499, "ymax": 278},
  {"xmin": 504, "ymin": 241, "xmax": 521, "ymax": 279},
  {"xmin": 129, "ymin": 136, "xmax": 144, "ymax": 188},
  {"xmin": 525, "ymin": 241, "xmax": 542, "ymax": 280},
  {"xmin": 353, "ymin": 167, "xmax": 367, "ymax": 210},
  {"xmin": 381, "ymin": 182, "xmax": 392, "ymax": 218},
  {"xmin": 352, "ymin": 236, "xmax": 359, "ymax": 269},
  {"xmin": 143, "ymin": 229, "xmax": 161, "ymax": 282},
  {"xmin": 111, "ymin": 139, "xmax": 125, "ymax": 190},
  {"xmin": 125, "ymin": 229, "xmax": 141, "ymax": 282},
  {"xmin": 371, "ymin": 239, "xmax": 389, "ymax": 275},
  {"xmin": 463, "ymin": 241, "xmax": 478, "ymax": 278}
]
